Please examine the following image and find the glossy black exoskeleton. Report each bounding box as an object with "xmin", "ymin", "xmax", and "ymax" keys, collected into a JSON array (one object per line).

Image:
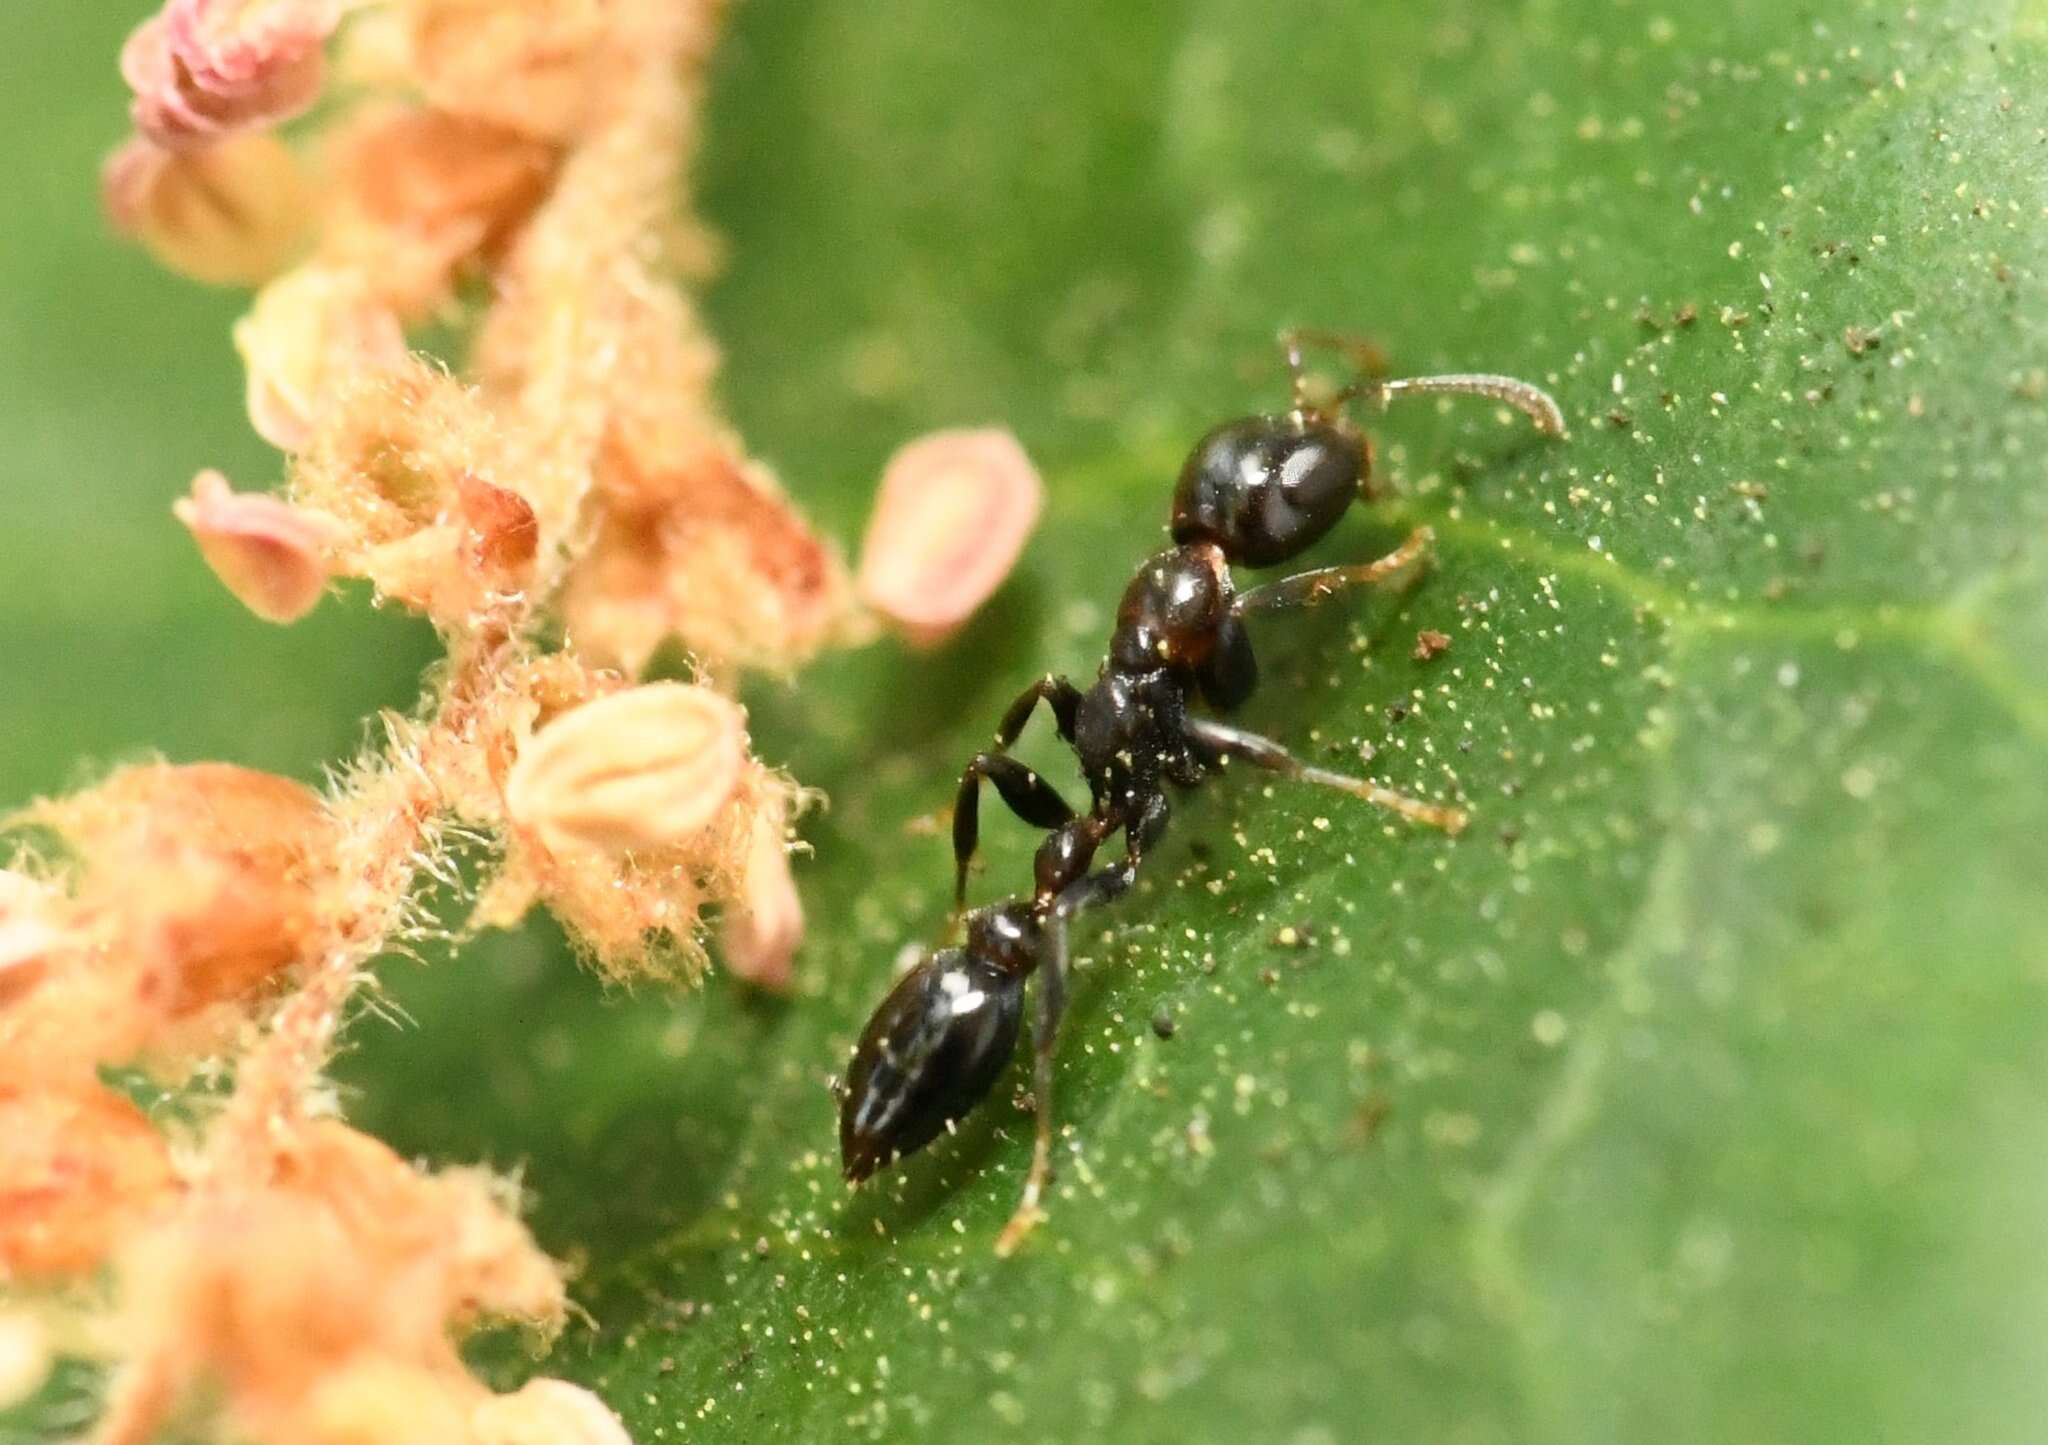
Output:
[{"xmin": 838, "ymin": 330, "xmax": 1565, "ymax": 1252}]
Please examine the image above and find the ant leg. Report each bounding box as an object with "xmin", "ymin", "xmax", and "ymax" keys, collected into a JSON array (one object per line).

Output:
[
  {"xmin": 998, "ymin": 796, "xmax": 1167, "ymax": 1256},
  {"xmin": 1359, "ymin": 372, "xmax": 1567, "ymax": 438},
  {"xmin": 1277, "ymin": 327, "xmax": 1389, "ymax": 413},
  {"xmin": 995, "ymin": 897, "xmax": 1072, "ymax": 1258},
  {"xmin": 995, "ymin": 674, "xmax": 1081, "ymax": 751},
  {"xmin": 1186, "ymin": 716, "xmax": 1468, "ymax": 835},
  {"xmin": 1232, "ymin": 527, "xmax": 1434, "ymax": 617},
  {"xmin": 954, "ymin": 755, "xmax": 1078, "ymax": 908},
  {"xmin": 1196, "ymin": 613, "xmax": 1258, "ymax": 711},
  {"xmin": 951, "ymin": 676, "xmax": 1085, "ymax": 906}
]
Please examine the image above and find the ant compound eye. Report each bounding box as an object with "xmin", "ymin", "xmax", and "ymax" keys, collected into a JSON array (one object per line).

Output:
[
  {"xmin": 839, "ymin": 949, "xmax": 1025, "ymax": 1182},
  {"xmin": 1170, "ymin": 415, "xmax": 1365, "ymax": 568}
]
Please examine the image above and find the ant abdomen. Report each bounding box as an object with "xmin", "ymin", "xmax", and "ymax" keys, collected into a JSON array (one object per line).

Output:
[
  {"xmin": 1169, "ymin": 414, "xmax": 1369, "ymax": 568},
  {"xmin": 839, "ymin": 946, "xmax": 1026, "ymax": 1182}
]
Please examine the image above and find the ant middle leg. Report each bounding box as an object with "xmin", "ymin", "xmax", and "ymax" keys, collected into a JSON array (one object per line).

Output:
[
  {"xmin": 1186, "ymin": 716, "xmax": 1468, "ymax": 835},
  {"xmin": 953, "ymin": 755, "xmax": 1078, "ymax": 908},
  {"xmin": 1232, "ymin": 526, "xmax": 1435, "ymax": 617}
]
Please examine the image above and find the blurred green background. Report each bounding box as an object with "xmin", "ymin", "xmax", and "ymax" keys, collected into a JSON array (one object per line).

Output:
[{"xmin": 6, "ymin": 1, "xmax": 2048, "ymax": 1442}]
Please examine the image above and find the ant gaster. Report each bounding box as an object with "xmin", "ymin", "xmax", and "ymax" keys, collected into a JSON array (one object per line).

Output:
[{"xmin": 838, "ymin": 330, "xmax": 1564, "ymax": 1254}]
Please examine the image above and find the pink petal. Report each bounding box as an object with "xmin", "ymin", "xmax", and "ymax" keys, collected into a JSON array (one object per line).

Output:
[
  {"xmin": 857, "ymin": 428, "xmax": 1043, "ymax": 648},
  {"xmin": 173, "ymin": 469, "xmax": 337, "ymax": 622}
]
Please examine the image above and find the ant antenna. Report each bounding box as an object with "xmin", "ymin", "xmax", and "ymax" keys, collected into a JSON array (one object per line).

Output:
[{"xmin": 1278, "ymin": 327, "xmax": 1567, "ymax": 437}]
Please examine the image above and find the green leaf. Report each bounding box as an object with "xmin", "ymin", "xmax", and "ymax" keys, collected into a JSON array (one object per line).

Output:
[{"xmin": 7, "ymin": 1, "xmax": 2048, "ymax": 1443}]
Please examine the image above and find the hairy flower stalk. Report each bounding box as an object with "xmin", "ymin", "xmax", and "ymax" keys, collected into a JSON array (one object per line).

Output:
[
  {"xmin": 6, "ymin": 0, "xmax": 1047, "ymax": 1437},
  {"xmin": 0, "ymin": 2, "xmax": 904, "ymax": 1442}
]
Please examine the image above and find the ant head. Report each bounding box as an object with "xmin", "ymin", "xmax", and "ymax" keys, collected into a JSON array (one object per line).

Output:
[
  {"xmin": 838, "ymin": 944, "xmax": 1025, "ymax": 1183},
  {"xmin": 1169, "ymin": 413, "xmax": 1373, "ymax": 569}
]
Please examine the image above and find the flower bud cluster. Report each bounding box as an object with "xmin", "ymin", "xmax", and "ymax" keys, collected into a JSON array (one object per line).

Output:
[{"xmin": 35, "ymin": 0, "xmax": 1053, "ymax": 1439}]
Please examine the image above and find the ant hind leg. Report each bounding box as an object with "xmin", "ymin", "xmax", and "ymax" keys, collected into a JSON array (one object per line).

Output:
[{"xmin": 1186, "ymin": 716, "xmax": 1468, "ymax": 835}]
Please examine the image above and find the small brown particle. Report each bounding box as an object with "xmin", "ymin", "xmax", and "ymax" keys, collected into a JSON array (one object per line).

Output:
[
  {"xmin": 1412, "ymin": 628, "xmax": 1452, "ymax": 663},
  {"xmin": 1674, "ymin": 303, "xmax": 1699, "ymax": 327},
  {"xmin": 1843, "ymin": 325, "xmax": 1882, "ymax": 356},
  {"xmin": 1342, "ymin": 1093, "xmax": 1391, "ymax": 1145},
  {"xmin": 1151, "ymin": 1009, "xmax": 1176, "ymax": 1041}
]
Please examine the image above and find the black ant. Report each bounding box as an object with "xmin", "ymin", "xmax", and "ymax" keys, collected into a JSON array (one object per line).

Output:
[{"xmin": 838, "ymin": 330, "xmax": 1564, "ymax": 1253}]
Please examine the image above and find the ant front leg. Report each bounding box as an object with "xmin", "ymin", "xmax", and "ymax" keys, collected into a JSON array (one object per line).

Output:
[
  {"xmin": 950, "ymin": 676, "xmax": 1083, "ymax": 906},
  {"xmin": 953, "ymin": 756, "xmax": 1076, "ymax": 908},
  {"xmin": 1186, "ymin": 716, "xmax": 1468, "ymax": 835},
  {"xmin": 995, "ymin": 674, "xmax": 1082, "ymax": 750},
  {"xmin": 1232, "ymin": 526, "xmax": 1435, "ymax": 617},
  {"xmin": 1278, "ymin": 327, "xmax": 1389, "ymax": 414}
]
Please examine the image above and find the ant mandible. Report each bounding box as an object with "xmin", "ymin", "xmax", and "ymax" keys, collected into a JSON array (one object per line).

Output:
[{"xmin": 837, "ymin": 329, "xmax": 1565, "ymax": 1254}]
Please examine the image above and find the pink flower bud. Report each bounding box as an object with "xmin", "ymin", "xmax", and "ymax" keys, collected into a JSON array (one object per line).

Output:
[
  {"xmin": 721, "ymin": 798, "xmax": 803, "ymax": 993},
  {"xmin": 121, "ymin": 1, "xmax": 339, "ymax": 149},
  {"xmin": 173, "ymin": 470, "xmax": 338, "ymax": 623},
  {"xmin": 857, "ymin": 428, "xmax": 1043, "ymax": 648},
  {"xmin": 504, "ymin": 683, "xmax": 748, "ymax": 857}
]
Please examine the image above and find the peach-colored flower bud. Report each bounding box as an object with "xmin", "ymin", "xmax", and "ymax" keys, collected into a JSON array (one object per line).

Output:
[
  {"xmin": 0, "ymin": 873, "xmax": 64, "ymax": 1009},
  {"xmin": 175, "ymin": 470, "xmax": 339, "ymax": 623},
  {"xmin": 0, "ymin": 1084, "xmax": 179, "ymax": 1280},
  {"xmin": 505, "ymin": 683, "xmax": 747, "ymax": 856},
  {"xmin": 322, "ymin": 105, "xmax": 562, "ymax": 320},
  {"xmin": 266, "ymin": 1121, "xmax": 567, "ymax": 1335},
  {"xmin": 404, "ymin": 0, "xmax": 613, "ymax": 141},
  {"xmin": 341, "ymin": 106, "xmax": 560, "ymax": 248},
  {"xmin": 102, "ymin": 131, "xmax": 312, "ymax": 287},
  {"xmin": 235, "ymin": 267, "xmax": 409, "ymax": 451},
  {"xmin": 474, "ymin": 1378, "xmax": 633, "ymax": 1445},
  {"xmin": 857, "ymin": 428, "xmax": 1043, "ymax": 648},
  {"xmin": 122, "ymin": 1, "xmax": 339, "ymax": 148},
  {"xmin": 33, "ymin": 763, "xmax": 336, "ymax": 1021},
  {"xmin": 721, "ymin": 796, "xmax": 802, "ymax": 993}
]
